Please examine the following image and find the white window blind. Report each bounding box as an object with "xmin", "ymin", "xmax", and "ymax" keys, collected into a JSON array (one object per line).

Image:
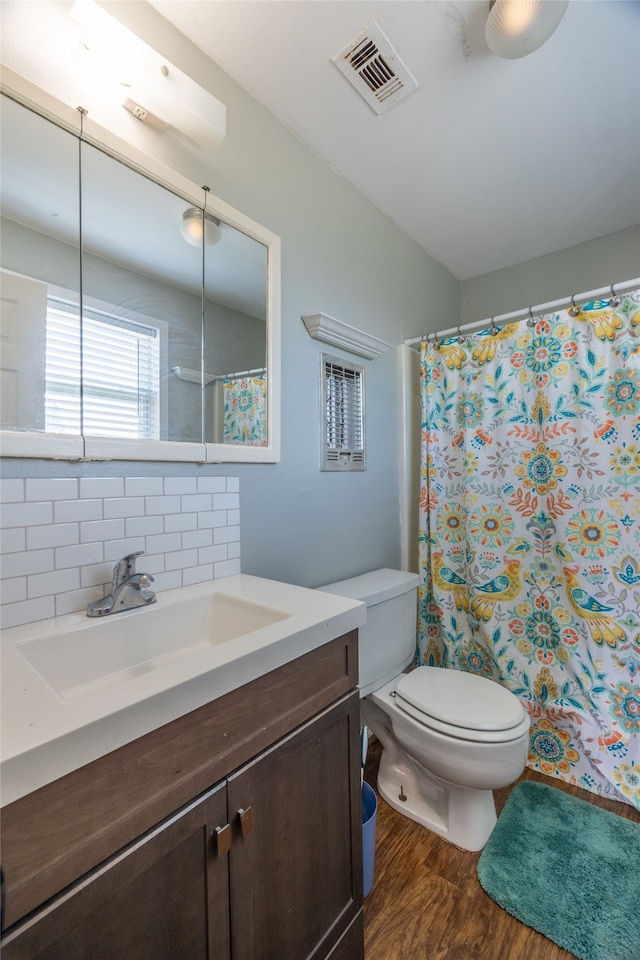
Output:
[
  {"xmin": 321, "ymin": 354, "xmax": 365, "ymax": 471},
  {"xmin": 45, "ymin": 301, "xmax": 160, "ymax": 439}
]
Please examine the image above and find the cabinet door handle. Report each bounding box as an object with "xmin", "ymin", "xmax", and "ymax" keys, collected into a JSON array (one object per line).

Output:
[
  {"xmin": 237, "ymin": 806, "xmax": 255, "ymax": 837},
  {"xmin": 213, "ymin": 823, "xmax": 232, "ymax": 857}
]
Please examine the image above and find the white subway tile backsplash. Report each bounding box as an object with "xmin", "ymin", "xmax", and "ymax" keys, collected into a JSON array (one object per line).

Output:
[
  {"xmin": 26, "ymin": 478, "xmax": 78, "ymax": 502},
  {"xmin": 103, "ymin": 497, "xmax": 146, "ymax": 520},
  {"xmin": 1, "ymin": 596, "xmax": 55, "ymax": 629},
  {"xmin": 55, "ymin": 541, "xmax": 104, "ymax": 570},
  {"xmin": 145, "ymin": 532, "xmax": 182, "ymax": 555},
  {"xmin": 139, "ymin": 553, "xmax": 165, "ymax": 575},
  {"xmin": 0, "ymin": 476, "xmax": 240, "ymax": 627},
  {"xmin": 212, "ymin": 493, "xmax": 240, "ymax": 511},
  {"xmin": 181, "ymin": 494, "xmax": 212, "ymax": 513},
  {"xmin": 55, "ymin": 499, "xmax": 103, "ymax": 523},
  {"xmin": 164, "ymin": 477, "xmax": 197, "ymax": 495},
  {"xmin": 1, "ymin": 576, "xmax": 27, "ymax": 604},
  {"xmin": 80, "ymin": 519, "xmax": 125, "ymax": 543},
  {"xmin": 197, "ymin": 510, "xmax": 227, "ymax": 529},
  {"xmin": 145, "ymin": 495, "xmax": 181, "ymax": 516},
  {"xmin": 165, "ymin": 548, "xmax": 198, "ymax": 571},
  {"xmin": 125, "ymin": 477, "xmax": 164, "ymax": 496},
  {"xmin": 214, "ymin": 525, "xmax": 241, "ymax": 545},
  {"xmin": 80, "ymin": 477, "xmax": 125, "ymax": 499},
  {"xmin": 28, "ymin": 567, "xmax": 80, "ymax": 600},
  {"xmin": 0, "ymin": 479, "xmax": 25, "ymax": 502},
  {"xmin": 1, "ymin": 501, "xmax": 53, "ymax": 528},
  {"xmin": 183, "ymin": 564, "xmax": 213, "ymax": 586},
  {"xmin": 27, "ymin": 523, "xmax": 79, "ymax": 550},
  {"xmin": 103, "ymin": 537, "xmax": 146, "ymax": 562},
  {"xmin": 164, "ymin": 512, "xmax": 198, "ymax": 533},
  {"xmin": 152, "ymin": 570, "xmax": 183, "ymax": 592},
  {"xmin": 126, "ymin": 515, "xmax": 164, "ymax": 537},
  {"xmin": 1, "ymin": 549, "xmax": 54, "ymax": 578},
  {"xmin": 214, "ymin": 558, "xmax": 241, "ymax": 579},
  {"xmin": 55, "ymin": 586, "xmax": 103, "ymax": 617},
  {"xmin": 198, "ymin": 544, "xmax": 227, "ymax": 565},
  {"xmin": 197, "ymin": 477, "xmax": 227, "ymax": 494},
  {"xmin": 1, "ymin": 528, "xmax": 26, "ymax": 553},
  {"xmin": 81, "ymin": 563, "xmax": 113, "ymax": 588},
  {"xmin": 182, "ymin": 529, "xmax": 213, "ymax": 550}
]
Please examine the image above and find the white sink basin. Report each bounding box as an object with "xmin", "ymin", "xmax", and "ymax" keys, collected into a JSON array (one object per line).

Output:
[
  {"xmin": 2, "ymin": 574, "xmax": 366, "ymax": 806},
  {"xmin": 17, "ymin": 592, "xmax": 289, "ymax": 700}
]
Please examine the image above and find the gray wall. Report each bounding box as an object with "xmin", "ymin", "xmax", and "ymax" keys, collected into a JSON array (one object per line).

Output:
[
  {"xmin": 461, "ymin": 225, "xmax": 640, "ymax": 325},
  {"xmin": 1, "ymin": 1, "xmax": 460, "ymax": 589}
]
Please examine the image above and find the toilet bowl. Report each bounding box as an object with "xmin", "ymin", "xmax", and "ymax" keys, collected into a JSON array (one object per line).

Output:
[{"xmin": 318, "ymin": 569, "xmax": 530, "ymax": 851}]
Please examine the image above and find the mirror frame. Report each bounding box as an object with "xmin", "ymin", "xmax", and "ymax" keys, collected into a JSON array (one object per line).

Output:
[{"xmin": 0, "ymin": 68, "xmax": 281, "ymax": 464}]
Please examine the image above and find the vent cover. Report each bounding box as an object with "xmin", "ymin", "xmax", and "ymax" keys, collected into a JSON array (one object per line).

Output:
[
  {"xmin": 332, "ymin": 20, "xmax": 419, "ymax": 115},
  {"xmin": 321, "ymin": 355, "xmax": 365, "ymax": 471}
]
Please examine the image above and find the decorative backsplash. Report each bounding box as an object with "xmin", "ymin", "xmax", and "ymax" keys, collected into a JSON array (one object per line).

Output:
[{"xmin": 0, "ymin": 476, "xmax": 240, "ymax": 629}]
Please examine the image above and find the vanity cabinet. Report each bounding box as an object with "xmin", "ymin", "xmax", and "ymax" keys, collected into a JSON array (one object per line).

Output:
[{"xmin": 1, "ymin": 633, "xmax": 364, "ymax": 960}]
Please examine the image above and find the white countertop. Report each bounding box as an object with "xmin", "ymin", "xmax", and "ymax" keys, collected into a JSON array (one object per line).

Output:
[{"xmin": 1, "ymin": 575, "xmax": 365, "ymax": 806}]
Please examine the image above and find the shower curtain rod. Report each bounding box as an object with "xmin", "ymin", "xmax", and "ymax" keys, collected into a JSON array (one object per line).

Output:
[
  {"xmin": 404, "ymin": 276, "xmax": 640, "ymax": 346},
  {"xmin": 219, "ymin": 366, "xmax": 266, "ymax": 381}
]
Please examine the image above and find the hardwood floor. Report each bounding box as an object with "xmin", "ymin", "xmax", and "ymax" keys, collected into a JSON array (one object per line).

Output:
[{"xmin": 362, "ymin": 739, "xmax": 638, "ymax": 960}]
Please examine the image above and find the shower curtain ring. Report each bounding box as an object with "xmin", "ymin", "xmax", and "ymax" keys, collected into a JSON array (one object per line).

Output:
[
  {"xmin": 457, "ymin": 325, "xmax": 464, "ymax": 344},
  {"xmin": 490, "ymin": 316, "xmax": 498, "ymax": 335},
  {"xmin": 609, "ymin": 283, "xmax": 622, "ymax": 308},
  {"xmin": 568, "ymin": 295, "xmax": 581, "ymax": 317},
  {"xmin": 526, "ymin": 306, "xmax": 536, "ymax": 327}
]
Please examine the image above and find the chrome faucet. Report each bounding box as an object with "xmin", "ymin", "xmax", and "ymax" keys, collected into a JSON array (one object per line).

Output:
[{"xmin": 87, "ymin": 551, "xmax": 156, "ymax": 617}]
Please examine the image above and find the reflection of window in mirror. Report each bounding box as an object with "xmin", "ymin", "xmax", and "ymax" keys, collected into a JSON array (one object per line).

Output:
[
  {"xmin": 81, "ymin": 141, "xmax": 203, "ymax": 445},
  {"xmin": 44, "ymin": 290, "xmax": 167, "ymax": 440}
]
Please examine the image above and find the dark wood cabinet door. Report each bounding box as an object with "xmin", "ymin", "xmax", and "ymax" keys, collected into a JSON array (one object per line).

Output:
[
  {"xmin": 2, "ymin": 783, "xmax": 230, "ymax": 960},
  {"xmin": 228, "ymin": 692, "xmax": 363, "ymax": 960}
]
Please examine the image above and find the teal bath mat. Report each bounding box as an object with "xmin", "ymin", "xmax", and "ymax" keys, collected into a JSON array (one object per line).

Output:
[{"xmin": 477, "ymin": 782, "xmax": 640, "ymax": 960}]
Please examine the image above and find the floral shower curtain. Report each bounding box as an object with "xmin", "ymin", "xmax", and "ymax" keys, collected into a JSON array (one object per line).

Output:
[
  {"xmin": 223, "ymin": 374, "xmax": 267, "ymax": 446},
  {"xmin": 417, "ymin": 288, "xmax": 640, "ymax": 809}
]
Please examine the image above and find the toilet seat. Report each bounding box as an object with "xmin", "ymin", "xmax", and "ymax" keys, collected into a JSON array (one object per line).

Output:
[{"xmin": 393, "ymin": 667, "xmax": 530, "ymax": 744}]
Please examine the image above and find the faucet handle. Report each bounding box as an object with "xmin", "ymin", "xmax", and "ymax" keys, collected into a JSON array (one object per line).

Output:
[
  {"xmin": 133, "ymin": 573, "xmax": 155, "ymax": 589},
  {"xmin": 112, "ymin": 551, "xmax": 145, "ymax": 591},
  {"xmin": 122, "ymin": 551, "xmax": 144, "ymax": 573}
]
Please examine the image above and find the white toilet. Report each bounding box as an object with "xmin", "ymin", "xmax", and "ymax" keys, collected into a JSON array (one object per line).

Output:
[{"xmin": 319, "ymin": 568, "xmax": 530, "ymax": 851}]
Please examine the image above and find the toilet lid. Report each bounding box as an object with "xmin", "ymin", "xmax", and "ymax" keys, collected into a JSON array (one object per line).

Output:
[{"xmin": 395, "ymin": 667, "xmax": 525, "ymax": 733}]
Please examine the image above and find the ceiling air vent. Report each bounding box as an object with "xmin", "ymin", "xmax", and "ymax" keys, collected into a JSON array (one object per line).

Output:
[{"xmin": 332, "ymin": 20, "xmax": 419, "ymax": 115}]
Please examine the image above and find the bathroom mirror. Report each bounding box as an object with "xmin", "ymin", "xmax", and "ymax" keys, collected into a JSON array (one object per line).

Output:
[{"xmin": 0, "ymin": 84, "xmax": 280, "ymax": 462}]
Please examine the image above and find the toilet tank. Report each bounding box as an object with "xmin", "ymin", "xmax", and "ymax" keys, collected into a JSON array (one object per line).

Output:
[{"xmin": 318, "ymin": 569, "xmax": 419, "ymax": 697}]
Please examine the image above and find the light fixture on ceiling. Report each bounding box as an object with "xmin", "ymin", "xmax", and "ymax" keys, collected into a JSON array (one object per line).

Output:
[
  {"xmin": 180, "ymin": 208, "xmax": 221, "ymax": 247},
  {"xmin": 485, "ymin": 0, "xmax": 569, "ymax": 59}
]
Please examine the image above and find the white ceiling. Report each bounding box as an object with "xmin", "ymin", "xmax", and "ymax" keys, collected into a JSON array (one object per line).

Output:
[{"xmin": 149, "ymin": 0, "xmax": 640, "ymax": 281}]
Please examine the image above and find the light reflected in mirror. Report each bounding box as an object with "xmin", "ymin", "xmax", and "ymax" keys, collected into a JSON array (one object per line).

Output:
[{"xmin": 0, "ymin": 93, "xmax": 270, "ymax": 453}]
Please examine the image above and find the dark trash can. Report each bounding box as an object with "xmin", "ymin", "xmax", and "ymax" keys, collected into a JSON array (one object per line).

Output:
[{"xmin": 362, "ymin": 781, "xmax": 378, "ymax": 898}]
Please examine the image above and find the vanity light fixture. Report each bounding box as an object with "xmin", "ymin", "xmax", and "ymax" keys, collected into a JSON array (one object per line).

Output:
[
  {"xmin": 68, "ymin": 0, "xmax": 226, "ymax": 150},
  {"xmin": 180, "ymin": 208, "xmax": 221, "ymax": 247},
  {"xmin": 485, "ymin": 0, "xmax": 569, "ymax": 59}
]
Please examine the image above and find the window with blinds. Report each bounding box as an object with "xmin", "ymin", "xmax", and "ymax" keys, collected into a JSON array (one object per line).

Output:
[
  {"xmin": 45, "ymin": 300, "xmax": 160, "ymax": 439},
  {"xmin": 321, "ymin": 354, "xmax": 365, "ymax": 471}
]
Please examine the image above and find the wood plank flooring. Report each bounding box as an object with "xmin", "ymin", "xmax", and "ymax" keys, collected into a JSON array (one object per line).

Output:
[{"xmin": 363, "ymin": 739, "xmax": 638, "ymax": 960}]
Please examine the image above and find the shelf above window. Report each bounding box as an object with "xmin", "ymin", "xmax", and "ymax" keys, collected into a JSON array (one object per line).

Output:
[{"xmin": 301, "ymin": 313, "xmax": 392, "ymax": 360}]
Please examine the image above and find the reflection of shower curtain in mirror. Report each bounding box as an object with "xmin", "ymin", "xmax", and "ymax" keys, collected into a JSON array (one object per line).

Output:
[{"xmin": 223, "ymin": 375, "xmax": 267, "ymax": 446}]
